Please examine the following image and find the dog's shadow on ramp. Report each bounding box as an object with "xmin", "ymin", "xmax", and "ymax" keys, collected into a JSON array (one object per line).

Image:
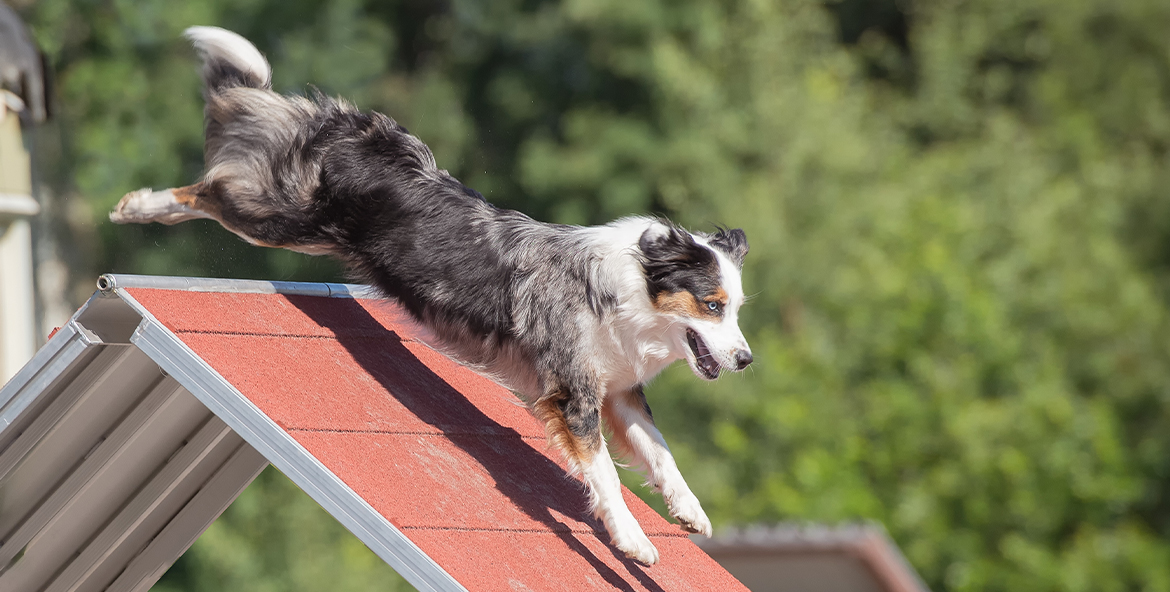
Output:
[{"xmin": 289, "ymin": 296, "xmax": 664, "ymax": 591}]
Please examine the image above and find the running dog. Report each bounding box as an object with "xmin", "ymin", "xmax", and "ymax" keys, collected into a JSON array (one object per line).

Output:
[{"xmin": 110, "ymin": 26, "xmax": 752, "ymax": 565}]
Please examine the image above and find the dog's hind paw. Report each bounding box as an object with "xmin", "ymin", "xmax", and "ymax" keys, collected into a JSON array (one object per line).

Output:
[
  {"xmin": 109, "ymin": 187, "xmax": 211, "ymax": 225},
  {"xmin": 109, "ymin": 188, "xmax": 157, "ymax": 224},
  {"xmin": 668, "ymin": 491, "xmax": 712, "ymax": 537}
]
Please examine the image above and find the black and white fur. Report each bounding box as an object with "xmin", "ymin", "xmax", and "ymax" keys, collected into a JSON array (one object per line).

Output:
[{"xmin": 111, "ymin": 26, "xmax": 753, "ymax": 565}]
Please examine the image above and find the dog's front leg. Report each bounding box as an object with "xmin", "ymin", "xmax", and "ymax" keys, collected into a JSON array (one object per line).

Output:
[
  {"xmin": 603, "ymin": 386, "xmax": 712, "ymax": 537},
  {"xmin": 533, "ymin": 384, "xmax": 660, "ymax": 565}
]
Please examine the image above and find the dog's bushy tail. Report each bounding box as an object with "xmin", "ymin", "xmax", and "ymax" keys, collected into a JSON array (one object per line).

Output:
[{"xmin": 184, "ymin": 26, "xmax": 271, "ymax": 93}]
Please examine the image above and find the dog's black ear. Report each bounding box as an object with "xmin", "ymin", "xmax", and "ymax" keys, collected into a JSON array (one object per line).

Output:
[
  {"xmin": 709, "ymin": 228, "xmax": 749, "ymax": 268},
  {"xmin": 639, "ymin": 225, "xmax": 703, "ymax": 266},
  {"xmin": 639, "ymin": 225, "xmax": 716, "ymax": 298}
]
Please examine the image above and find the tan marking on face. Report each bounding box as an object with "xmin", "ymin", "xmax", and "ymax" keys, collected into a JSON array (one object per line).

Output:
[
  {"xmin": 709, "ymin": 287, "xmax": 729, "ymax": 307},
  {"xmin": 653, "ymin": 291, "xmax": 706, "ymax": 318},
  {"xmin": 654, "ymin": 287, "xmax": 728, "ymax": 319}
]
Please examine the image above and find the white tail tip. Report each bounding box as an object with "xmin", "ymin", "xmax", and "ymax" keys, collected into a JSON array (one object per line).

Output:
[{"xmin": 183, "ymin": 26, "xmax": 271, "ymax": 88}]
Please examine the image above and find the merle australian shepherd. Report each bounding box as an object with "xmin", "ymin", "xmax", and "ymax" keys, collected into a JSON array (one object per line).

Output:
[{"xmin": 111, "ymin": 27, "xmax": 752, "ymax": 565}]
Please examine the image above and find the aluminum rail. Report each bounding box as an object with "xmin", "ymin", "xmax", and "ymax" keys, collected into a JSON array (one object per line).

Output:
[{"xmin": 96, "ymin": 274, "xmax": 380, "ymax": 299}]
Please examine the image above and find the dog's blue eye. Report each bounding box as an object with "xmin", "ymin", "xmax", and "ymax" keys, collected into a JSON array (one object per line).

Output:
[{"xmin": 707, "ymin": 301, "xmax": 721, "ymax": 312}]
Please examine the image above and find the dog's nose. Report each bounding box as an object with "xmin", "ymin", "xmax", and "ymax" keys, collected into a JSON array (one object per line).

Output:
[{"xmin": 733, "ymin": 349, "xmax": 753, "ymax": 370}]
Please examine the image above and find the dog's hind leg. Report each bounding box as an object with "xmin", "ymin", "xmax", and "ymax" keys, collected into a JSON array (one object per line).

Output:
[
  {"xmin": 110, "ymin": 180, "xmax": 334, "ymax": 255},
  {"xmin": 603, "ymin": 386, "xmax": 712, "ymax": 537},
  {"xmin": 110, "ymin": 183, "xmax": 217, "ymax": 226},
  {"xmin": 534, "ymin": 383, "xmax": 660, "ymax": 565}
]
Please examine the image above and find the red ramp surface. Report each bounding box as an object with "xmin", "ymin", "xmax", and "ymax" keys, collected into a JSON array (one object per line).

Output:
[{"xmin": 127, "ymin": 287, "xmax": 746, "ymax": 591}]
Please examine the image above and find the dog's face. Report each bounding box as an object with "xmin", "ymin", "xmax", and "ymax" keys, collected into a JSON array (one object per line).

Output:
[{"xmin": 639, "ymin": 225, "xmax": 752, "ymax": 380}]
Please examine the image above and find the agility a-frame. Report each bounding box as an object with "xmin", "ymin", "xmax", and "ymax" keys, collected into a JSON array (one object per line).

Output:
[{"xmin": 0, "ymin": 274, "xmax": 745, "ymax": 592}]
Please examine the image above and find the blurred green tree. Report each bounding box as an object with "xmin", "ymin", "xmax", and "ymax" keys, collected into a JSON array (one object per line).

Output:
[{"xmin": 16, "ymin": 0, "xmax": 1170, "ymax": 590}]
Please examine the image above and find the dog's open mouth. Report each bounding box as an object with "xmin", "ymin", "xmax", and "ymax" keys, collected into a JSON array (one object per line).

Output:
[{"xmin": 686, "ymin": 328, "xmax": 721, "ymax": 380}]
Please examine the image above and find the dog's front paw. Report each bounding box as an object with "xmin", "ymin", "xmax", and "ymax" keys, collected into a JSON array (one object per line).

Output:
[
  {"xmin": 602, "ymin": 510, "xmax": 659, "ymax": 565},
  {"xmin": 611, "ymin": 525, "xmax": 660, "ymax": 566},
  {"xmin": 667, "ymin": 491, "xmax": 712, "ymax": 537}
]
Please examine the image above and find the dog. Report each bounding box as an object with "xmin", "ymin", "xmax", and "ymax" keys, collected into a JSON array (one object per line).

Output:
[{"xmin": 110, "ymin": 26, "xmax": 752, "ymax": 566}]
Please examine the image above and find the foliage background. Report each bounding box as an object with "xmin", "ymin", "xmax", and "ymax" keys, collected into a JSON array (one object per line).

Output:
[{"xmin": 12, "ymin": 0, "xmax": 1170, "ymax": 590}]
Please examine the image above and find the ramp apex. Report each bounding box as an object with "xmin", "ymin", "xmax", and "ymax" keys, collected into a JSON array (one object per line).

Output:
[{"xmin": 96, "ymin": 273, "xmax": 379, "ymax": 299}]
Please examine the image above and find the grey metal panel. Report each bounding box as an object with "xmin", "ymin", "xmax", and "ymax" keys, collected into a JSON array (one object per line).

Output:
[
  {"xmin": 127, "ymin": 308, "xmax": 467, "ymax": 592},
  {"xmin": 0, "ymin": 290, "xmax": 245, "ymax": 592},
  {"xmin": 0, "ymin": 378, "xmax": 193, "ymax": 576},
  {"xmin": 0, "ymin": 346, "xmax": 164, "ymax": 540},
  {"xmin": 45, "ymin": 416, "xmax": 236, "ymax": 592},
  {"xmin": 0, "ymin": 377, "xmax": 267, "ymax": 592},
  {"xmin": 109, "ymin": 443, "xmax": 268, "ymax": 592},
  {"xmin": 0, "ymin": 346, "xmax": 137, "ymax": 482},
  {"xmin": 96, "ymin": 273, "xmax": 379, "ymax": 299}
]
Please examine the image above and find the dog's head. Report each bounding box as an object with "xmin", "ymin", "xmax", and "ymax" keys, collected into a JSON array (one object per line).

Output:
[{"xmin": 639, "ymin": 224, "xmax": 751, "ymax": 380}]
